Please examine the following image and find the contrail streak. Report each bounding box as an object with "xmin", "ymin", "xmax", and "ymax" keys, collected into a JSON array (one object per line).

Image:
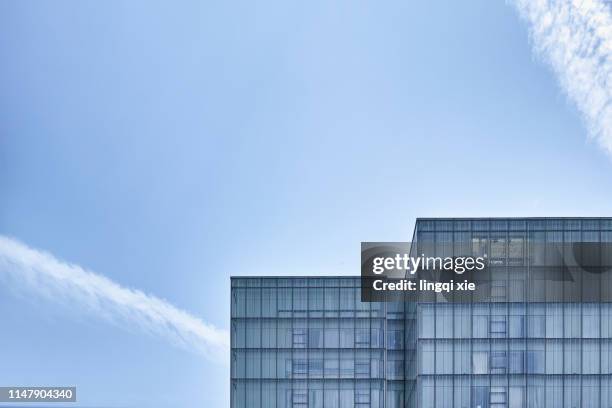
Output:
[
  {"xmin": 0, "ymin": 235, "xmax": 229, "ymax": 363},
  {"xmin": 510, "ymin": 0, "xmax": 612, "ymax": 156}
]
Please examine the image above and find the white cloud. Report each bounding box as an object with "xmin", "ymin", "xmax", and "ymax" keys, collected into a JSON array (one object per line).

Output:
[
  {"xmin": 510, "ymin": 0, "xmax": 612, "ymax": 156},
  {"xmin": 0, "ymin": 236, "xmax": 229, "ymax": 363}
]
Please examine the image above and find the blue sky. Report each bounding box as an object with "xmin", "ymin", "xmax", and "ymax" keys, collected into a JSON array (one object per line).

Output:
[{"xmin": 1, "ymin": 0, "xmax": 612, "ymax": 407}]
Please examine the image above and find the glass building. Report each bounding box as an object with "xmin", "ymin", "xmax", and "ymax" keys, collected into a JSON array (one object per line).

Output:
[{"xmin": 231, "ymin": 218, "xmax": 612, "ymax": 407}]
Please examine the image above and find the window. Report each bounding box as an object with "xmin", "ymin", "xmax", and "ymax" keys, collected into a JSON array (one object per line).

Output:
[
  {"xmin": 277, "ymin": 351, "xmax": 291, "ymax": 378},
  {"xmin": 419, "ymin": 305, "xmax": 435, "ymax": 338},
  {"xmin": 339, "ymin": 358, "xmax": 354, "ymax": 378},
  {"xmin": 436, "ymin": 306, "xmax": 453, "ymax": 338},
  {"xmin": 292, "ymin": 389, "xmax": 307, "ymax": 408},
  {"xmin": 324, "ymin": 360, "xmax": 338, "ymax": 378},
  {"xmin": 308, "ymin": 288, "xmax": 323, "ymax": 315},
  {"xmin": 355, "ymin": 389, "xmax": 370, "ymax": 407},
  {"xmin": 529, "ymin": 231, "xmax": 545, "ymax": 265},
  {"xmin": 307, "ymin": 390, "xmax": 322, "ymax": 408},
  {"xmin": 490, "ymin": 386, "xmax": 507, "ymax": 408},
  {"xmin": 246, "ymin": 320, "xmax": 261, "ymax": 348},
  {"xmin": 387, "ymin": 360, "xmax": 404, "ymax": 379},
  {"xmin": 490, "ymin": 317, "xmax": 507, "ymax": 338},
  {"xmin": 292, "ymin": 359, "xmax": 307, "ymax": 377},
  {"xmin": 473, "ymin": 351, "xmax": 489, "ymax": 374},
  {"xmin": 246, "ymin": 350, "xmax": 260, "ymax": 378},
  {"xmin": 564, "ymin": 304, "xmax": 581, "ymax": 338},
  {"xmin": 325, "ymin": 329, "xmax": 339, "ymax": 348},
  {"xmin": 546, "ymin": 341, "xmax": 562, "ymax": 374},
  {"xmin": 324, "ymin": 287, "xmax": 338, "ymax": 316},
  {"xmin": 546, "ymin": 304, "xmax": 563, "ymax": 338},
  {"xmin": 278, "ymin": 288, "xmax": 292, "ymax": 317},
  {"xmin": 232, "ymin": 351, "xmax": 244, "ymax": 378},
  {"xmin": 527, "ymin": 350, "xmax": 544, "ymax": 374},
  {"xmin": 387, "ymin": 330, "xmax": 403, "ymax": 349},
  {"xmin": 436, "ymin": 341, "xmax": 453, "ymax": 374},
  {"xmin": 564, "ymin": 340, "xmax": 581, "ymax": 374},
  {"xmin": 454, "ymin": 342, "xmax": 470, "ymax": 374},
  {"xmin": 545, "ymin": 378, "xmax": 562, "ymax": 408},
  {"xmin": 339, "ymin": 288, "xmax": 354, "ymax": 311},
  {"xmin": 232, "ymin": 321, "xmax": 245, "ymax": 348},
  {"xmin": 491, "ymin": 234, "xmax": 507, "ymax": 263},
  {"xmin": 426, "ymin": 381, "xmax": 444, "ymax": 404},
  {"xmin": 309, "ymin": 359, "xmax": 323, "ymax": 377},
  {"xmin": 261, "ymin": 288, "xmax": 276, "ymax": 317},
  {"xmin": 583, "ymin": 304, "xmax": 600, "ymax": 338},
  {"xmin": 339, "ymin": 389, "xmax": 354, "ymax": 408},
  {"xmin": 528, "ymin": 315, "xmax": 545, "ymax": 338},
  {"xmin": 602, "ymin": 341, "xmax": 612, "ymax": 374},
  {"xmin": 508, "ymin": 315, "xmax": 525, "ymax": 338},
  {"xmin": 277, "ymin": 320, "xmax": 292, "ymax": 348},
  {"xmin": 340, "ymin": 328, "xmax": 354, "ymax": 348},
  {"xmin": 324, "ymin": 388, "xmax": 338, "ymax": 408},
  {"xmin": 232, "ymin": 288, "xmax": 246, "ymax": 318},
  {"xmin": 371, "ymin": 320, "xmax": 384, "ymax": 347},
  {"xmin": 472, "ymin": 386, "xmax": 489, "ymax": 408},
  {"xmin": 261, "ymin": 350, "xmax": 275, "ymax": 378},
  {"xmin": 491, "ymin": 283, "xmax": 507, "ymax": 300},
  {"xmin": 509, "ymin": 236, "xmax": 524, "ymax": 262},
  {"xmin": 472, "ymin": 235, "xmax": 488, "ymax": 257},
  {"xmin": 371, "ymin": 356, "xmax": 383, "ymax": 378},
  {"xmin": 454, "ymin": 305, "xmax": 471, "ymax": 338},
  {"xmin": 509, "ymin": 351, "xmax": 524, "ymax": 373},
  {"xmin": 527, "ymin": 381, "xmax": 544, "ymax": 408},
  {"xmin": 355, "ymin": 360, "xmax": 369, "ymax": 377},
  {"xmin": 293, "ymin": 288, "xmax": 307, "ymax": 312},
  {"xmin": 509, "ymin": 387, "xmax": 524, "ymax": 408},
  {"xmin": 420, "ymin": 377, "xmax": 435, "ymax": 408},
  {"xmin": 420, "ymin": 342, "xmax": 435, "ymax": 375},
  {"xmin": 293, "ymin": 329, "xmax": 306, "ymax": 348},
  {"xmin": 309, "ymin": 329, "xmax": 322, "ymax": 348},
  {"xmin": 583, "ymin": 339, "xmax": 600, "ymax": 374},
  {"xmin": 246, "ymin": 288, "xmax": 261, "ymax": 317},
  {"xmin": 261, "ymin": 381, "xmax": 276, "ymax": 407},
  {"xmin": 473, "ymin": 315, "xmax": 489, "ymax": 338},
  {"xmin": 491, "ymin": 352, "xmax": 507, "ymax": 374},
  {"xmin": 261, "ymin": 320, "xmax": 276, "ymax": 348},
  {"xmin": 355, "ymin": 329, "xmax": 369, "ymax": 347},
  {"xmin": 453, "ymin": 382, "xmax": 470, "ymax": 408}
]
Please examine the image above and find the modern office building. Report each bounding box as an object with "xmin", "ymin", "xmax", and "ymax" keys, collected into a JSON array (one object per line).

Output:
[{"xmin": 231, "ymin": 218, "xmax": 612, "ymax": 408}]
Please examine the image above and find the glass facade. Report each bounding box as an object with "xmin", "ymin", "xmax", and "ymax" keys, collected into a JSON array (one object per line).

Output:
[
  {"xmin": 231, "ymin": 218, "xmax": 612, "ymax": 407},
  {"xmin": 231, "ymin": 277, "xmax": 411, "ymax": 407}
]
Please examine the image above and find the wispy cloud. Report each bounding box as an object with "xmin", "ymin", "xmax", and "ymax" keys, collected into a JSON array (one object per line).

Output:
[
  {"xmin": 0, "ymin": 236, "xmax": 229, "ymax": 363},
  {"xmin": 510, "ymin": 0, "xmax": 612, "ymax": 156}
]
